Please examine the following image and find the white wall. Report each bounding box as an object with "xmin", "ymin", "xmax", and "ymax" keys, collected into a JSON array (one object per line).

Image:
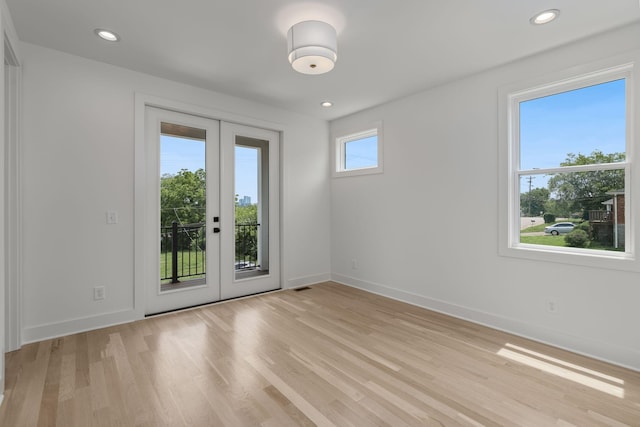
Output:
[
  {"xmin": 19, "ymin": 42, "xmax": 330, "ymax": 342},
  {"xmin": 330, "ymin": 24, "xmax": 640, "ymax": 371}
]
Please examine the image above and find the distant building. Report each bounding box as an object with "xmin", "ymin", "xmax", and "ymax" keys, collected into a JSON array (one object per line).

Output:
[{"xmin": 238, "ymin": 196, "xmax": 252, "ymax": 206}]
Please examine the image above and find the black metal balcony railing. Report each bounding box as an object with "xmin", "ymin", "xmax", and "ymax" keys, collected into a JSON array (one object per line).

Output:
[
  {"xmin": 235, "ymin": 223, "xmax": 259, "ymax": 270},
  {"xmin": 161, "ymin": 222, "xmax": 206, "ymax": 283},
  {"xmin": 160, "ymin": 221, "xmax": 260, "ymax": 284}
]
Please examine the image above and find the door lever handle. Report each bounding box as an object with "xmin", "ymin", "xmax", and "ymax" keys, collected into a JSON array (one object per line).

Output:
[{"xmin": 213, "ymin": 227, "xmax": 220, "ymax": 233}]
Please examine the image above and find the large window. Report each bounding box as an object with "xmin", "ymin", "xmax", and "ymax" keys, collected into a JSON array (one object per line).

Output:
[{"xmin": 503, "ymin": 62, "xmax": 635, "ymax": 264}]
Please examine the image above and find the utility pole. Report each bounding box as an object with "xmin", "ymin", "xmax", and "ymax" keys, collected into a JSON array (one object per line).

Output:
[{"xmin": 527, "ymin": 176, "xmax": 534, "ymax": 217}]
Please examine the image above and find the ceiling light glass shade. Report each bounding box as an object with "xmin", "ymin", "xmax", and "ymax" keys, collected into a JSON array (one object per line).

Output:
[{"xmin": 287, "ymin": 20, "xmax": 337, "ymax": 75}]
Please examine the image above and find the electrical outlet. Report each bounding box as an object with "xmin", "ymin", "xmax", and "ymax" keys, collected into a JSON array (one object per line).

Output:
[
  {"xmin": 94, "ymin": 286, "xmax": 105, "ymax": 301},
  {"xmin": 545, "ymin": 298, "xmax": 559, "ymax": 314},
  {"xmin": 351, "ymin": 258, "xmax": 358, "ymax": 269}
]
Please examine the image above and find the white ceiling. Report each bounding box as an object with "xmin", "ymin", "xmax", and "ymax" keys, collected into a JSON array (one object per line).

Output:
[{"xmin": 6, "ymin": 0, "xmax": 640, "ymax": 120}]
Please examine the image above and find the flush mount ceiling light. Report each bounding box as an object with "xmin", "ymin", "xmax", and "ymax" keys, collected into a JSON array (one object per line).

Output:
[
  {"xmin": 94, "ymin": 29, "xmax": 120, "ymax": 42},
  {"xmin": 530, "ymin": 9, "xmax": 560, "ymax": 25},
  {"xmin": 321, "ymin": 101, "xmax": 333, "ymax": 107},
  {"xmin": 287, "ymin": 20, "xmax": 337, "ymax": 75}
]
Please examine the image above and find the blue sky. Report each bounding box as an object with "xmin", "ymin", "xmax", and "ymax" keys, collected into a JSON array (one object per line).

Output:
[
  {"xmin": 345, "ymin": 135, "xmax": 378, "ymax": 170},
  {"xmin": 160, "ymin": 137, "xmax": 258, "ymax": 203},
  {"xmin": 519, "ymin": 78, "xmax": 626, "ymax": 192},
  {"xmin": 161, "ymin": 78, "xmax": 624, "ymax": 199}
]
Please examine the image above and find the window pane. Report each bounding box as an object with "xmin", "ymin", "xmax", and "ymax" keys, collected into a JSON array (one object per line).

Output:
[
  {"xmin": 345, "ymin": 135, "xmax": 378, "ymax": 170},
  {"xmin": 520, "ymin": 79, "xmax": 626, "ymax": 170},
  {"xmin": 519, "ymin": 170, "xmax": 625, "ymax": 251}
]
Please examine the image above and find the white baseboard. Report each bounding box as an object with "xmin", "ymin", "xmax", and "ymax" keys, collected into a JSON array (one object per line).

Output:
[
  {"xmin": 20, "ymin": 273, "xmax": 332, "ymax": 345},
  {"xmin": 331, "ymin": 273, "xmax": 640, "ymax": 372},
  {"xmin": 286, "ymin": 272, "xmax": 332, "ymax": 289},
  {"xmin": 22, "ymin": 309, "xmax": 141, "ymax": 345}
]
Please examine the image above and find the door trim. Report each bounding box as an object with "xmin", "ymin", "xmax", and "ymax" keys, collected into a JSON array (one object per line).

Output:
[
  {"xmin": 134, "ymin": 93, "xmax": 285, "ymax": 316},
  {"xmin": 4, "ymin": 32, "xmax": 21, "ymax": 353}
]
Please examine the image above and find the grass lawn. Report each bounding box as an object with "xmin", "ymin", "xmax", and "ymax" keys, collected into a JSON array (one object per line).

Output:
[
  {"xmin": 520, "ymin": 234, "xmax": 624, "ymax": 251},
  {"xmin": 520, "ymin": 235, "xmax": 567, "ymax": 246},
  {"xmin": 520, "ymin": 218, "xmax": 624, "ymax": 251},
  {"xmin": 160, "ymin": 250, "xmax": 206, "ymax": 282},
  {"xmin": 520, "ymin": 224, "xmax": 548, "ymax": 233}
]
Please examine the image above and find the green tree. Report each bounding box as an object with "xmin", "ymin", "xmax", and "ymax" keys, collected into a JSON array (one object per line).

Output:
[
  {"xmin": 160, "ymin": 169, "xmax": 207, "ymax": 253},
  {"xmin": 547, "ymin": 150, "xmax": 624, "ymax": 215},
  {"xmin": 520, "ymin": 187, "xmax": 550, "ymax": 216},
  {"xmin": 160, "ymin": 169, "xmax": 206, "ymax": 226},
  {"xmin": 543, "ymin": 198, "xmax": 572, "ymax": 218},
  {"xmin": 235, "ymin": 204, "xmax": 257, "ymax": 224}
]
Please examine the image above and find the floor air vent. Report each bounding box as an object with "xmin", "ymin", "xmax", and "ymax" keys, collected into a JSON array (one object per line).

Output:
[{"xmin": 294, "ymin": 286, "xmax": 311, "ymax": 292}]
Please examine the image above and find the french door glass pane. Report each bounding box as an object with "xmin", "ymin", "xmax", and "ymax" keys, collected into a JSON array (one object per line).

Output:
[
  {"xmin": 159, "ymin": 123, "xmax": 207, "ymax": 290},
  {"xmin": 235, "ymin": 138, "xmax": 269, "ymax": 279}
]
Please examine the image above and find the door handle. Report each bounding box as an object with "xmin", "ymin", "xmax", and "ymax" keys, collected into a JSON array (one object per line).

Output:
[{"xmin": 213, "ymin": 227, "xmax": 220, "ymax": 233}]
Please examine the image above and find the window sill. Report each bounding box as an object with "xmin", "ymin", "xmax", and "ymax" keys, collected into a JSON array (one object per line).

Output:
[
  {"xmin": 333, "ymin": 166, "xmax": 384, "ymax": 178},
  {"xmin": 499, "ymin": 243, "xmax": 639, "ymax": 272}
]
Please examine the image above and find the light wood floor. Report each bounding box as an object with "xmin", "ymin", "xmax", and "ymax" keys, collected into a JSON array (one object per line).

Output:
[{"xmin": 1, "ymin": 282, "xmax": 639, "ymax": 426}]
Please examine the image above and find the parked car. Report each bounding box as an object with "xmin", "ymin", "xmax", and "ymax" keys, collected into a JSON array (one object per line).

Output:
[{"xmin": 544, "ymin": 222, "xmax": 575, "ymax": 235}]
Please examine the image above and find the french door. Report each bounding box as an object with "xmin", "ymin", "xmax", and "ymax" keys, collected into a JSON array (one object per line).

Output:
[
  {"xmin": 144, "ymin": 107, "xmax": 279, "ymax": 314},
  {"xmin": 220, "ymin": 122, "xmax": 280, "ymax": 300}
]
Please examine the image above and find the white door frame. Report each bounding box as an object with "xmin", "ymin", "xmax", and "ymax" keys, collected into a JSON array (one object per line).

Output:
[
  {"xmin": 4, "ymin": 29, "xmax": 22, "ymax": 354},
  {"xmin": 3, "ymin": 7, "xmax": 22, "ymax": 402},
  {"xmin": 134, "ymin": 94, "xmax": 284, "ymax": 317}
]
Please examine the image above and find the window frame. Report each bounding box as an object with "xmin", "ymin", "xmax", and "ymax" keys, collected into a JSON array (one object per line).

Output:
[
  {"xmin": 333, "ymin": 121, "xmax": 383, "ymax": 177},
  {"xmin": 499, "ymin": 55, "xmax": 639, "ymax": 271}
]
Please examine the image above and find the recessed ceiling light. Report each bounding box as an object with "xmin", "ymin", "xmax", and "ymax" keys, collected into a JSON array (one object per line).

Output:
[
  {"xmin": 321, "ymin": 101, "xmax": 333, "ymax": 107},
  {"xmin": 94, "ymin": 29, "xmax": 120, "ymax": 42},
  {"xmin": 530, "ymin": 9, "xmax": 560, "ymax": 25}
]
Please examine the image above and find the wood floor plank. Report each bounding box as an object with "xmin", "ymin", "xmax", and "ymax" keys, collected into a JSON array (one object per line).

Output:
[{"xmin": 2, "ymin": 282, "xmax": 640, "ymax": 426}]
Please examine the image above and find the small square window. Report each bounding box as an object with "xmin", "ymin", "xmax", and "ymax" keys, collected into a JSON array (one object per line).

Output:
[
  {"xmin": 345, "ymin": 134, "xmax": 378, "ymax": 170},
  {"xmin": 334, "ymin": 124, "xmax": 383, "ymax": 177}
]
